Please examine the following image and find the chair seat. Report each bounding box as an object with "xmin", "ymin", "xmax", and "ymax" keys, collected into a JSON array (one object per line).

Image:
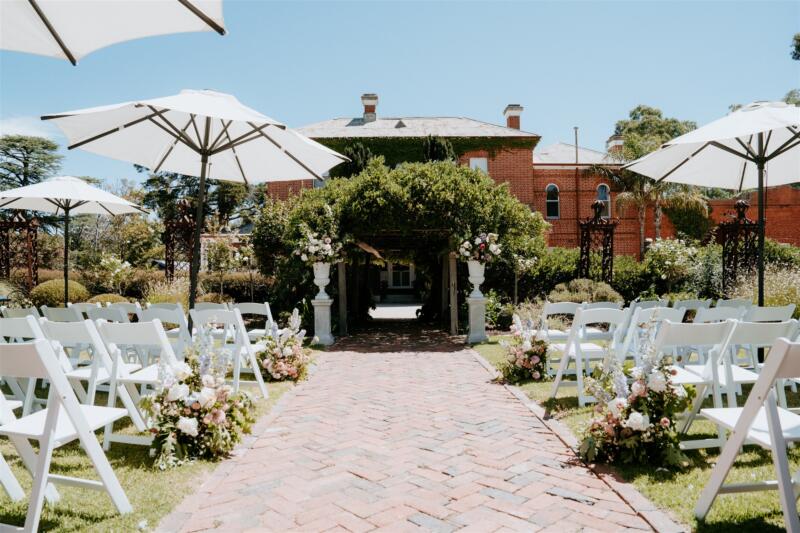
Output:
[
  {"xmin": 702, "ymin": 406, "xmax": 800, "ymax": 448},
  {"xmin": 118, "ymin": 364, "xmax": 160, "ymax": 386},
  {"xmin": 0, "ymin": 405, "xmax": 127, "ymax": 443},
  {"xmin": 684, "ymin": 364, "xmax": 760, "ymax": 386},
  {"xmin": 5, "ymin": 400, "xmax": 22, "ymax": 411},
  {"xmin": 550, "ymin": 342, "xmax": 606, "ymax": 357},
  {"xmin": 666, "ymin": 365, "xmax": 708, "ymax": 386},
  {"xmin": 535, "ymin": 329, "xmax": 567, "ymax": 341},
  {"xmin": 65, "ymin": 362, "xmax": 142, "ymax": 382}
]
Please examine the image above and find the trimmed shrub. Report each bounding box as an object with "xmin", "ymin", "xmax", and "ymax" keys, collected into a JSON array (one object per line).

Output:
[
  {"xmin": 731, "ymin": 264, "xmax": 800, "ymax": 319},
  {"xmin": 87, "ymin": 293, "xmax": 129, "ymax": 305},
  {"xmin": 519, "ymin": 247, "xmax": 578, "ymax": 299},
  {"xmin": 196, "ymin": 292, "xmax": 227, "ymax": 304},
  {"xmin": 611, "ymin": 255, "xmax": 655, "ymax": 303},
  {"xmin": 144, "ymin": 277, "xmax": 194, "ymax": 310},
  {"xmin": 30, "ymin": 279, "xmax": 89, "ymax": 307},
  {"xmin": 199, "ymin": 272, "xmax": 272, "ymax": 303},
  {"xmin": 547, "ymin": 278, "xmax": 623, "ymax": 304}
]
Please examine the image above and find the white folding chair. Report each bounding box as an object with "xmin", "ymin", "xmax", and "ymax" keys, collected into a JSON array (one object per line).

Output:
[
  {"xmin": 87, "ymin": 306, "xmax": 129, "ymax": 323},
  {"xmin": 0, "ymin": 316, "xmax": 50, "ymax": 415},
  {"xmin": 631, "ymin": 298, "xmax": 669, "ymax": 311},
  {"xmin": 715, "ymin": 297, "xmax": 752, "ymax": 309},
  {"xmin": 549, "ymin": 307, "xmax": 629, "ymax": 407},
  {"xmin": 189, "ymin": 308, "xmax": 268, "ymax": 398},
  {"xmin": 582, "ymin": 301, "xmax": 623, "ymax": 310},
  {"xmin": 618, "ymin": 307, "xmax": 686, "ymax": 366},
  {"xmin": 0, "ymin": 340, "xmax": 132, "ymax": 532},
  {"xmin": 695, "ymin": 306, "xmax": 746, "ymax": 323},
  {"xmin": 673, "ymin": 298, "xmax": 712, "ymax": 314},
  {"xmin": 68, "ymin": 301, "xmax": 101, "ymax": 317},
  {"xmin": 654, "ymin": 319, "xmax": 738, "ymax": 449},
  {"xmin": 141, "ymin": 304, "xmax": 191, "ymax": 359},
  {"xmin": 231, "ymin": 302, "xmax": 277, "ymax": 342},
  {"xmin": 1, "ymin": 306, "xmax": 39, "ymax": 319},
  {"xmin": 193, "ymin": 302, "xmax": 229, "ymax": 312},
  {"xmin": 107, "ymin": 301, "xmax": 143, "ymax": 322},
  {"xmin": 95, "ymin": 319, "xmax": 179, "ymax": 449},
  {"xmin": 745, "ymin": 304, "xmax": 797, "ymax": 322},
  {"xmin": 728, "ymin": 320, "xmax": 799, "ymax": 376},
  {"xmin": 535, "ymin": 301, "xmax": 582, "ymax": 343},
  {"xmin": 695, "ymin": 338, "xmax": 800, "ymax": 532},
  {"xmin": 40, "ymin": 306, "xmax": 83, "ymax": 322}
]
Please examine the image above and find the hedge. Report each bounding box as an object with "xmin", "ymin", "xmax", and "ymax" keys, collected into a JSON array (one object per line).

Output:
[{"xmin": 30, "ymin": 279, "xmax": 89, "ymax": 307}]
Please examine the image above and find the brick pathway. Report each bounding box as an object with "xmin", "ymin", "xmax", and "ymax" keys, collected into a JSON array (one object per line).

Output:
[{"xmin": 159, "ymin": 329, "xmax": 668, "ymax": 532}]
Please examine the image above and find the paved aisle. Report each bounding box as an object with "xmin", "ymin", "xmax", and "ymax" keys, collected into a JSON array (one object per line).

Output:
[{"xmin": 160, "ymin": 331, "xmax": 664, "ymax": 532}]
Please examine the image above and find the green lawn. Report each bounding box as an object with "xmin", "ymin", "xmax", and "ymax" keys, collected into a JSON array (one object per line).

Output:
[
  {"xmin": 0, "ymin": 380, "xmax": 292, "ymax": 532},
  {"xmin": 475, "ymin": 335, "xmax": 795, "ymax": 532}
]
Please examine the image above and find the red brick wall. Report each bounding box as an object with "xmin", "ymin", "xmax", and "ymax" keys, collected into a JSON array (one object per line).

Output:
[
  {"xmin": 268, "ymin": 180, "xmax": 313, "ymax": 199},
  {"xmin": 707, "ymin": 185, "xmax": 800, "ymax": 246}
]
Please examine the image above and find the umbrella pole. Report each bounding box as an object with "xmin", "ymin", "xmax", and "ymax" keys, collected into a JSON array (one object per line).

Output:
[
  {"xmin": 189, "ymin": 154, "xmax": 208, "ymax": 319},
  {"xmin": 63, "ymin": 206, "xmax": 70, "ymax": 307},
  {"xmin": 757, "ymin": 133, "xmax": 765, "ymax": 308}
]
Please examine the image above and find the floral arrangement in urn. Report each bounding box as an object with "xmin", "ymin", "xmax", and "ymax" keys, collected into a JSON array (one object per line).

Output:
[
  {"xmin": 140, "ymin": 328, "xmax": 256, "ymax": 470},
  {"xmin": 256, "ymin": 309, "xmax": 314, "ymax": 381},
  {"xmin": 499, "ymin": 314, "xmax": 548, "ymax": 383},
  {"xmin": 294, "ymin": 223, "xmax": 342, "ymax": 266},
  {"xmin": 578, "ymin": 317, "xmax": 694, "ymax": 468},
  {"xmin": 458, "ymin": 232, "xmax": 501, "ymax": 263}
]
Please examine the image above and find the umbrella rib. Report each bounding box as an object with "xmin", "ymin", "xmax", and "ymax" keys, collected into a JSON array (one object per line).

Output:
[
  {"xmin": 189, "ymin": 114, "xmax": 204, "ymax": 149},
  {"xmin": 735, "ymin": 135, "xmax": 754, "ymax": 192},
  {"xmin": 246, "ymin": 122, "xmax": 323, "ymax": 180},
  {"xmin": 210, "ymin": 123, "xmax": 273, "ymax": 155},
  {"xmin": 0, "ymin": 198, "xmax": 22, "ymax": 209},
  {"xmin": 64, "ymin": 110, "xmax": 163, "ymax": 150},
  {"xmin": 209, "ymin": 119, "xmax": 233, "ymax": 152},
  {"xmin": 734, "ymin": 137, "xmax": 758, "ymax": 160},
  {"xmin": 768, "ymin": 138, "xmax": 800, "ymax": 162},
  {"xmin": 146, "ymin": 107, "xmax": 201, "ymax": 153},
  {"xmin": 176, "ymin": 0, "xmax": 226, "ymax": 35},
  {"xmin": 708, "ymin": 141, "xmax": 754, "ymax": 162},
  {"xmin": 222, "ymin": 127, "xmax": 249, "ymax": 185},
  {"xmin": 654, "ymin": 142, "xmax": 712, "ymax": 183},
  {"xmin": 765, "ymin": 127, "xmax": 800, "ymax": 161},
  {"xmin": 27, "ymin": 0, "xmax": 77, "ymax": 65},
  {"xmin": 154, "ymin": 117, "xmax": 194, "ymax": 172}
]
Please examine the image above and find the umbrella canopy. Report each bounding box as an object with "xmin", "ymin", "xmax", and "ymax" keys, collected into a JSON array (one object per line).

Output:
[
  {"xmin": 42, "ymin": 89, "xmax": 348, "ymax": 311},
  {"xmin": 0, "ymin": 176, "xmax": 147, "ymax": 305},
  {"xmin": 623, "ymin": 100, "xmax": 800, "ymax": 306},
  {"xmin": 0, "ymin": 0, "xmax": 225, "ymax": 65}
]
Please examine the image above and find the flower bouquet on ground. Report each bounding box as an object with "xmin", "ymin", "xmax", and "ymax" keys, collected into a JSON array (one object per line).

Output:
[
  {"xmin": 458, "ymin": 232, "xmax": 501, "ymax": 263},
  {"xmin": 498, "ymin": 314, "xmax": 549, "ymax": 383},
  {"xmin": 578, "ymin": 318, "xmax": 694, "ymax": 468},
  {"xmin": 140, "ymin": 328, "xmax": 256, "ymax": 470},
  {"xmin": 294, "ymin": 223, "xmax": 342, "ymax": 266},
  {"xmin": 256, "ymin": 309, "xmax": 314, "ymax": 382}
]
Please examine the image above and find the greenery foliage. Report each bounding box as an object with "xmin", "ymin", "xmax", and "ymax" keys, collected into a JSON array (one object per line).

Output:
[
  {"xmin": 422, "ymin": 135, "xmax": 456, "ymax": 162},
  {"xmin": 30, "ymin": 279, "xmax": 89, "ymax": 307},
  {"xmin": 547, "ymin": 278, "xmax": 623, "ymax": 304},
  {"xmin": 86, "ymin": 293, "xmax": 129, "ymax": 305}
]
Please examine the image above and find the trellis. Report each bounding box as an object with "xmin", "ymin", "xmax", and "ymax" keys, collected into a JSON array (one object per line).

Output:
[
  {"xmin": 578, "ymin": 200, "xmax": 617, "ymax": 284},
  {"xmin": 163, "ymin": 199, "xmax": 195, "ymax": 281},
  {"xmin": 717, "ymin": 200, "xmax": 758, "ymax": 294},
  {"xmin": 0, "ymin": 213, "xmax": 39, "ymax": 290}
]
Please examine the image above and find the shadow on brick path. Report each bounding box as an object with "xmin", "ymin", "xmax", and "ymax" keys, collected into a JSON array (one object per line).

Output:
[{"xmin": 333, "ymin": 319, "xmax": 465, "ymax": 353}]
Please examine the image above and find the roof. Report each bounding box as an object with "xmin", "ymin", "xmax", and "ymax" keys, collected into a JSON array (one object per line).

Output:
[
  {"xmin": 297, "ymin": 116, "xmax": 539, "ymax": 139},
  {"xmin": 534, "ymin": 142, "xmax": 616, "ymax": 165}
]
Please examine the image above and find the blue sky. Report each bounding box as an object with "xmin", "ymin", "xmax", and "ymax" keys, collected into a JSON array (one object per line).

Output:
[{"xmin": 1, "ymin": 0, "xmax": 798, "ymax": 185}]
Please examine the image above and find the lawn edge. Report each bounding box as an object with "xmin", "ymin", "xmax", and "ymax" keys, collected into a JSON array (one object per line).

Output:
[
  {"xmin": 154, "ymin": 361, "xmax": 323, "ymax": 533},
  {"xmin": 469, "ymin": 348, "xmax": 688, "ymax": 533}
]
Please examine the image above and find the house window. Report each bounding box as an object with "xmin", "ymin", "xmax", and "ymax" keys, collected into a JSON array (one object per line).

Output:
[
  {"xmin": 596, "ymin": 184, "xmax": 611, "ymax": 218},
  {"xmin": 546, "ymin": 184, "xmax": 560, "ymax": 219},
  {"xmin": 469, "ymin": 157, "xmax": 488, "ymax": 174},
  {"xmin": 391, "ymin": 263, "xmax": 411, "ymax": 288}
]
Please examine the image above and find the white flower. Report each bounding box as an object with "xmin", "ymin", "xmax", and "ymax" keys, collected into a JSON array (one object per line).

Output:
[
  {"xmin": 631, "ymin": 381, "xmax": 647, "ymax": 397},
  {"xmin": 623, "ymin": 411, "xmax": 651, "ymax": 432},
  {"xmin": 489, "ymin": 244, "xmax": 500, "ymax": 255},
  {"xmin": 282, "ymin": 346, "xmax": 293, "ymax": 357},
  {"xmin": 166, "ymin": 383, "xmax": 190, "ymax": 402},
  {"xmin": 521, "ymin": 340, "xmax": 532, "ymax": 351},
  {"xmin": 608, "ymin": 397, "xmax": 628, "ymax": 418},
  {"xmin": 474, "ymin": 237, "xmax": 482, "ymax": 245},
  {"xmin": 177, "ymin": 416, "xmax": 199, "ymax": 437},
  {"xmin": 172, "ymin": 362, "xmax": 192, "ymax": 381},
  {"xmin": 648, "ymin": 371, "xmax": 668, "ymax": 393},
  {"xmin": 202, "ymin": 374, "xmax": 216, "ymax": 388},
  {"xmin": 301, "ymin": 254, "xmax": 308, "ymax": 261},
  {"xmin": 198, "ymin": 387, "xmax": 217, "ymax": 408}
]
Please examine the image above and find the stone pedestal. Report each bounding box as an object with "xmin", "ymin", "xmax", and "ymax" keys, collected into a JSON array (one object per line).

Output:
[
  {"xmin": 312, "ymin": 298, "xmax": 334, "ymax": 346},
  {"xmin": 467, "ymin": 296, "xmax": 488, "ymax": 344}
]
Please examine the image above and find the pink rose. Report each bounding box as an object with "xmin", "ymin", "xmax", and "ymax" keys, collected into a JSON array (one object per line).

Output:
[
  {"xmin": 531, "ymin": 355, "xmax": 540, "ymax": 364},
  {"xmin": 532, "ymin": 371, "xmax": 541, "ymax": 380},
  {"xmin": 660, "ymin": 417, "xmax": 670, "ymax": 428}
]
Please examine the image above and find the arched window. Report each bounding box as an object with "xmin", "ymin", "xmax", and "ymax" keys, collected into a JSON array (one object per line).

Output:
[
  {"xmin": 546, "ymin": 184, "xmax": 560, "ymax": 219},
  {"xmin": 596, "ymin": 184, "xmax": 611, "ymax": 218}
]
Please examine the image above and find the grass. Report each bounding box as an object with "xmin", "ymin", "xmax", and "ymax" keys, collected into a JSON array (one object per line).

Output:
[
  {"xmin": 474, "ymin": 335, "xmax": 796, "ymax": 532},
  {"xmin": 0, "ymin": 380, "xmax": 293, "ymax": 532}
]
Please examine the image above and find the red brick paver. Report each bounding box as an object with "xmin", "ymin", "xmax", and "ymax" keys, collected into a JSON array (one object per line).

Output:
[{"xmin": 158, "ymin": 341, "xmax": 668, "ymax": 532}]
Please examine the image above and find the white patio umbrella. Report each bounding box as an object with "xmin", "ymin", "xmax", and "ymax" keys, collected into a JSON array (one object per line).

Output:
[
  {"xmin": 0, "ymin": 0, "xmax": 225, "ymax": 65},
  {"xmin": 623, "ymin": 101, "xmax": 800, "ymax": 306},
  {"xmin": 42, "ymin": 89, "xmax": 348, "ymax": 311},
  {"xmin": 0, "ymin": 176, "xmax": 147, "ymax": 305}
]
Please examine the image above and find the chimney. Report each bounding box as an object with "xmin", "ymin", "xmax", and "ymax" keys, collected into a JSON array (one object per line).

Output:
[
  {"xmin": 606, "ymin": 134, "xmax": 624, "ymax": 154},
  {"xmin": 361, "ymin": 93, "xmax": 378, "ymax": 123},
  {"xmin": 503, "ymin": 104, "xmax": 523, "ymax": 129}
]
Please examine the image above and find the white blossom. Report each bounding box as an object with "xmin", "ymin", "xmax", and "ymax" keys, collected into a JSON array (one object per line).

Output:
[
  {"xmin": 166, "ymin": 383, "xmax": 190, "ymax": 402},
  {"xmin": 623, "ymin": 411, "xmax": 651, "ymax": 432},
  {"xmin": 177, "ymin": 416, "xmax": 199, "ymax": 437}
]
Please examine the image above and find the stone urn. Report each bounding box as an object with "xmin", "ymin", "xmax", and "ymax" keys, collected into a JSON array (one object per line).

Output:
[
  {"xmin": 467, "ymin": 259, "xmax": 485, "ymax": 298},
  {"xmin": 312, "ymin": 261, "xmax": 331, "ymax": 300}
]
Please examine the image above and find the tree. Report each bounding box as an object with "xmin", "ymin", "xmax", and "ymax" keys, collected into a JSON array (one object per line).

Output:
[
  {"xmin": 792, "ymin": 33, "xmax": 800, "ymax": 61},
  {"xmin": 210, "ymin": 181, "xmax": 249, "ymax": 229},
  {"xmin": 0, "ymin": 135, "xmax": 62, "ymax": 190},
  {"xmin": 331, "ymin": 142, "xmax": 373, "ymax": 177},
  {"xmin": 422, "ymin": 136, "xmax": 456, "ymax": 162}
]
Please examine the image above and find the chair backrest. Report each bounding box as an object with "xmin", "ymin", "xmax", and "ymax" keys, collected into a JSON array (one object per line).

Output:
[
  {"xmin": 716, "ymin": 298, "xmax": 752, "ymax": 309},
  {"xmin": 40, "ymin": 305, "xmax": 82, "ymax": 322},
  {"xmin": 618, "ymin": 307, "xmax": 686, "ymax": 362},
  {"xmin": 695, "ymin": 306, "xmax": 745, "ymax": 323},
  {"xmin": 728, "ymin": 320, "xmax": 800, "ymax": 349},
  {"xmin": 1, "ymin": 306, "xmax": 39, "ymax": 319},
  {"xmin": 147, "ymin": 302, "xmax": 182, "ymax": 312},
  {"xmin": 87, "ymin": 306, "xmax": 129, "ymax": 323},
  {"xmin": 0, "ymin": 339, "xmax": 67, "ymax": 383},
  {"xmin": 96, "ymin": 319, "xmax": 179, "ymax": 367},
  {"xmin": 635, "ymin": 306, "xmax": 686, "ymax": 325},
  {"xmin": 140, "ymin": 304, "xmax": 188, "ymax": 329},
  {"xmin": 190, "ymin": 308, "xmax": 244, "ymax": 338},
  {"xmin": 107, "ymin": 302, "xmax": 143, "ymax": 321},
  {"xmin": 0, "ymin": 315, "xmax": 46, "ymax": 342},
  {"xmin": 39, "ymin": 319, "xmax": 111, "ymax": 372},
  {"xmin": 68, "ymin": 302, "xmax": 101, "ymax": 316},
  {"xmin": 193, "ymin": 302, "xmax": 228, "ymax": 312},
  {"xmin": 573, "ymin": 307, "xmax": 628, "ymax": 328},
  {"xmin": 673, "ymin": 298, "xmax": 712, "ymax": 312},
  {"xmin": 761, "ymin": 339, "xmax": 800, "ymax": 382},
  {"xmin": 631, "ymin": 299, "xmax": 668, "ymax": 312},
  {"xmin": 582, "ymin": 301, "xmax": 623, "ymax": 310},
  {"xmin": 653, "ymin": 319, "xmax": 736, "ymax": 355},
  {"xmin": 231, "ymin": 302, "xmax": 275, "ymax": 323},
  {"xmin": 745, "ymin": 304, "xmax": 797, "ymax": 323}
]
